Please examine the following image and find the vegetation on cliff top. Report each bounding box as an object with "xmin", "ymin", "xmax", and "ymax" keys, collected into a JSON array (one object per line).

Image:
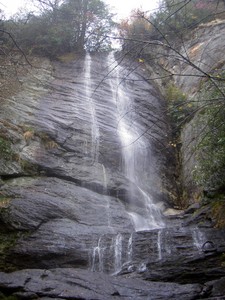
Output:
[{"xmin": 1, "ymin": 0, "xmax": 115, "ymax": 59}]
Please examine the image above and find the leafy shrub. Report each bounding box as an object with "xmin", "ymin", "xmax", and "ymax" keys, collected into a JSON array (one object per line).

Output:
[
  {"xmin": 150, "ymin": 0, "xmax": 223, "ymax": 41},
  {"xmin": 119, "ymin": 0, "xmax": 225, "ymax": 49},
  {"xmin": 165, "ymin": 82, "xmax": 193, "ymax": 138},
  {"xmin": 4, "ymin": 0, "xmax": 115, "ymax": 58},
  {"xmin": 193, "ymin": 73, "xmax": 225, "ymax": 191},
  {"xmin": 211, "ymin": 198, "xmax": 225, "ymax": 228}
]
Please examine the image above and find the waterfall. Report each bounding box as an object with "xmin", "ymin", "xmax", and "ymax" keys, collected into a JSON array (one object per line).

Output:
[
  {"xmin": 88, "ymin": 53, "xmax": 166, "ymax": 273},
  {"xmin": 84, "ymin": 53, "xmax": 99, "ymax": 162},
  {"xmin": 107, "ymin": 53, "xmax": 164, "ymax": 231}
]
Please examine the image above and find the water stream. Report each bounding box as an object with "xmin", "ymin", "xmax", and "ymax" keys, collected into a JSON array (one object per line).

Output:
[
  {"xmin": 157, "ymin": 229, "xmax": 162, "ymax": 260},
  {"xmin": 84, "ymin": 53, "xmax": 100, "ymax": 163},
  {"xmin": 192, "ymin": 227, "xmax": 206, "ymax": 252},
  {"xmin": 114, "ymin": 233, "xmax": 123, "ymax": 274},
  {"xmin": 91, "ymin": 237, "xmax": 104, "ymax": 272},
  {"xmin": 87, "ymin": 52, "xmax": 165, "ymax": 273},
  {"xmin": 107, "ymin": 53, "xmax": 164, "ymax": 231}
]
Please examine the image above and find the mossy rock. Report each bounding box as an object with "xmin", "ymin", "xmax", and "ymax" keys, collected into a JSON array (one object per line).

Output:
[
  {"xmin": 0, "ymin": 137, "xmax": 13, "ymax": 160},
  {"xmin": 0, "ymin": 197, "xmax": 11, "ymax": 209},
  {"xmin": 58, "ymin": 52, "xmax": 78, "ymax": 63},
  {"xmin": 0, "ymin": 231, "xmax": 22, "ymax": 272},
  {"xmin": 0, "ymin": 293, "xmax": 18, "ymax": 300},
  {"xmin": 211, "ymin": 198, "xmax": 225, "ymax": 228},
  {"xmin": 221, "ymin": 253, "xmax": 225, "ymax": 267}
]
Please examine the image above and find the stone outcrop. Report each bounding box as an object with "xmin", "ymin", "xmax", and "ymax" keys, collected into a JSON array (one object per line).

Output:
[
  {"xmin": 142, "ymin": 19, "xmax": 225, "ymax": 203},
  {"xmin": 0, "ymin": 51, "xmax": 225, "ymax": 299},
  {"xmin": 0, "ymin": 268, "xmax": 204, "ymax": 300}
]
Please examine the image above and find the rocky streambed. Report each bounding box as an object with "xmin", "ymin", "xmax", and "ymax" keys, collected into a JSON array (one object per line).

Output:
[{"xmin": 0, "ymin": 53, "xmax": 225, "ymax": 299}]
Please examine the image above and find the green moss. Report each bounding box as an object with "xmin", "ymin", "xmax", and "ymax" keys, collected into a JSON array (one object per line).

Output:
[
  {"xmin": 0, "ymin": 231, "xmax": 21, "ymax": 272},
  {"xmin": 221, "ymin": 253, "xmax": 225, "ymax": 267},
  {"xmin": 192, "ymin": 73, "xmax": 225, "ymax": 191},
  {"xmin": 19, "ymin": 159, "xmax": 39, "ymax": 174},
  {"xmin": 0, "ymin": 293, "xmax": 18, "ymax": 300},
  {"xmin": 0, "ymin": 195, "xmax": 11, "ymax": 209},
  {"xmin": 211, "ymin": 198, "xmax": 225, "ymax": 228},
  {"xmin": 0, "ymin": 137, "xmax": 13, "ymax": 160},
  {"xmin": 165, "ymin": 82, "xmax": 193, "ymax": 141},
  {"xmin": 37, "ymin": 131, "xmax": 59, "ymax": 150},
  {"xmin": 58, "ymin": 52, "xmax": 78, "ymax": 63}
]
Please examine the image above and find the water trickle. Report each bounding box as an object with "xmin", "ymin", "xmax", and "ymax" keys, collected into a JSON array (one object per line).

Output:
[
  {"xmin": 114, "ymin": 233, "xmax": 123, "ymax": 274},
  {"xmin": 138, "ymin": 262, "xmax": 147, "ymax": 273},
  {"xmin": 101, "ymin": 164, "xmax": 107, "ymax": 192},
  {"xmin": 107, "ymin": 53, "xmax": 164, "ymax": 231},
  {"xmin": 101, "ymin": 164, "xmax": 112, "ymax": 229},
  {"xmin": 192, "ymin": 228, "xmax": 206, "ymax": 252},
  {"xmin": 83, "ymin": 139, "xmax": 88, "ymax": 155},
  {"xmin": 91, "ymin": 237, "xmax": 104, "ymax": 272},
  {"xmin": 165, "ymin": 230, "xmax": 172, "ymax": 255},
  {"xmin": 127, "ymin": 233, "xmax": 133, "ymax": 262},
  {"xmin": 157, "ymin": 230, "xmax": 162, "ymax": 260},
  {"xmin": 84, "ymin": 53, "xmax": 99, "ymax": 162}
]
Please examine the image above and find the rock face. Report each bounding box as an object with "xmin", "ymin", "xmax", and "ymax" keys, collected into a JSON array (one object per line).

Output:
[
  {"xmin": 0, "ymin": 268, "xmax": 203, "ymax": 300},
  {"xmin": 0, "ymin": 53, "xmax": 225, "ymax": 299},
  {"xmin": 142, "ymin": 19, "xmax": 225, "ymax": 202}
]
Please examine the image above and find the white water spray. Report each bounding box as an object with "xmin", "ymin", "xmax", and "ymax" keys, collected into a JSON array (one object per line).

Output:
[
  {"xmin": 114, "ymin": 233, "xmax": 123, "ymax": 274},
  {"xmin": 101, "ymin": 164, "xmax": 107, "ymax": 192},
  {"xmin": 157, "ymin": 230, "xmax": 162, "ymax": 260},
  {"xmin": 192, "ymin": 228, "xmax": 206, "ymax": 252},
  {"xmin": 84, "ymin": 53, "xmax": 99, "ymax": 162},
  {"xmin": 91, "ymin": 237, "xmax": 104, "ymax": 272},
  {"xmin": 107, "ymin": 53, "xmax": 164, "ymax": 231},
  {"xmin": 127, "ymin": 233, "xmax": 133, "ymax": 262}
]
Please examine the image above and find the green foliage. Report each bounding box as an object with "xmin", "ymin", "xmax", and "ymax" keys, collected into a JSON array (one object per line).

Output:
[
  {"xmin": 193, "ymin": 74, "xmax": 225, "ymax": 191},
  {"xmin": 119, "ymin": 0, "xmax": 224, "ymax": 48},
  {"xmin": 0, "ymin": 137, "xmax": 13, "ymax": 160},
  {"xmin": 0, "ymin": 195, "xmax": 11, "ymax": 209},
  {"xmin": 119, "ymin": 13, "xmax": 153, "ymax": 42},
  {"xmin": 150, "ymin": 0, "xmax": 222, "ymax": 40},
  {"xmin": 211, "ymin": 198, "xmax": 225, "ymax": 228},
  {"xmin": 0, "ymin": 293, "xmax": 18, "ymax": 300},
  {"xmin": 165, "ymin": 82, "xmax": 193, "ymax": 138},
  {"xmin": 5, "ymin": 0, "xmax": 115, "ymax": 58},
  {"xmin": 0, "ymin": 231, "xmax": 21, "ymax": 272}
]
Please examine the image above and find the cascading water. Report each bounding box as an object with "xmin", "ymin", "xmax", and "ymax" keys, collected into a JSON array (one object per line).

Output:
[
  {"xmin": 114, "ymin": 233, "xmax": 123, "ymax": 274},
  {"xmin": 84, "ymin": 53, "xmax": 99, "ymax": 163},
  {"xmin": 192, "ymin": 227, "xmax": 206, "ymax": 253},
  {"xmin": 107, "ymin": 53, "xmax": 164, "ymax": 231},
  {"xmin": 91, "ymin": 237, "xmax": 104, "ymax": 272},
  {"xmin": 157, "ymin": 229, "xmax": 163, "ymax": 260},
  {"xmin": 87, "ymin": 53, "xmax": 166, "ymax": 274},
  {"xmin": 127, "ymin": 233, "xmax": 133, "ymax": 262}
]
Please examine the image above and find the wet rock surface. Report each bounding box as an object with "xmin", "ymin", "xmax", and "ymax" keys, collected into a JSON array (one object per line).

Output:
[
  {"xmin": 0, "ymin": 268, "xmax": 206, "ymax": 300},
  {"xmin": 0, "ymin": 53, "xmax": 225, "ymax": 299}
]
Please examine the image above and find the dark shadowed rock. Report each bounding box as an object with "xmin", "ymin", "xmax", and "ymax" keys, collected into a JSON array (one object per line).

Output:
[
  {"xmin": 0, "ymin": 176, "xmax": 133, "ymax": 233},
  {"xmin": 0, "ymin": 268, "xmax": 203, "ymax": 300}
]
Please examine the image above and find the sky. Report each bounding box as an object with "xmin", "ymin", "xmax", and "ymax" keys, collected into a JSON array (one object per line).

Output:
[
  {"xmin": 105, "ymin": 0, "xmax": 159, "ymax": 20},
  {"xmin": 0, "ymin": 0, "xmax": 159, "ymax": 19}
]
